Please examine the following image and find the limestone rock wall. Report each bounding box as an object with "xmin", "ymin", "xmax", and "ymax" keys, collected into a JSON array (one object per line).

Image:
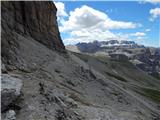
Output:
[
  {"xmin": 1, "ymin": 1, "xmax": 65, "ymax": 70},
  {"xmin": 1, "ymin": 1, "xmax": 64, "ymax": 50}
]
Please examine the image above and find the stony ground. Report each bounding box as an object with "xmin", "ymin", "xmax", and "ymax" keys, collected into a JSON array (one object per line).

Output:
[
  {"xmin": 1, "ymin": 1, "xmax": 160, "ymax": 120},
  {"xmin": 2, "ymin": 35, "xmax": 160, "ymax": 120}
]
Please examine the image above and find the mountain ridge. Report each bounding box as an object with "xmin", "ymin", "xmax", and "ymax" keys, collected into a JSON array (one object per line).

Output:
[
  {"xmin": 66, "ymin": 40, "xmax": 160, "ymax": 78},
  {"xmin": 1, "ymin": 1, "xmax": 160, "ymax": 120}
]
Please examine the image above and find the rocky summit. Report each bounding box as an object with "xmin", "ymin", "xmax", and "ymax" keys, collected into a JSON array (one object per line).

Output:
[{"xmin": 1, "ymin": 1, "xmax": 160, "ymax": 120}]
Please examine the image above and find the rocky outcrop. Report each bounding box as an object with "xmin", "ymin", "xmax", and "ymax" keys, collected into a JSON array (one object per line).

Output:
[
  {"xmin": 2, "ymin": 110, "xmax": 16, "ymax": 120},
  {"xmin": 1, "ymin": 74, "xmax": 22, "ymax": 112},
  {"xmin": 132, "ymin": 48, "xmax": 160, "ymax": 77},
  {"xmin": 109, "ymin": 53, "xmax": 129, "ymax": 61},
  {"xmin": 74, "ymin": 40, "xmax": 144, "ymax": 53},
  {"xmin": 77, "ymin": 41, "xmax": 101, "ymax": 53},
  {"xmin": 67, "ymin": 41, "xmax": 160, "ymax": 78},
  {"xmin": 1, "ymin": 1, "xmax": 160, "ymax": 120},
  {"xmin": 1, "ymin": 1, "xmax": 64, "ymax": 70},
  {"xmin": 1, "ymin": 1, "xmax": 64, "ymax": 50}
]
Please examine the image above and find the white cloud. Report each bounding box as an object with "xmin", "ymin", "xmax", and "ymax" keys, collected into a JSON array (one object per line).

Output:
[
  {"xmin": 60, "ymin": 5, "xmax": 140, "ymax": 32},
  {"xmin": 129, "ymin": 32, "xmax": 147, "ymax": 41},
  {"xmin": 149, "ymin": 8, "xmax": 160, "ymax": 21},
  {"xmin": 145, "ymin": 29, "xmax": 151, "ymax": 32},
  {"xmin": 63, "ymin": 29, "xmax": 117, "ymax": 45},
  {"xmin": 137, "ymin": 37, "xmax": 144, "ymax": 40},
  {"xmin": 139, "ymin": 0, "xmax": 160, "ymax": 4},
  {"xmin": 145, "ymin": 0, "xmax": 160, "ymax": 4},
  {"xmin": 132, "ymin": 32, "xmax": 146, "ymax": 37},
  {"xmin": 136, "ymin": 36, "xmax": 148, "ymax": 41},
  {"xmin": 54, "ymin": 2, "xmax": 68, "ymax": 21},
  {"xmin": 57, "ymin": 5, "xmax": 141, "ymax": 45},
  {"xmin": 63, "ymin": 30, "xmax": 133, "ymax": 45}
]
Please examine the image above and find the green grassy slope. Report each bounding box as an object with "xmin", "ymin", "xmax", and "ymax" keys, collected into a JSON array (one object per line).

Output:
[{"xmin": 74, "ymin": 53, "xmax": 160, "ymax": 103}]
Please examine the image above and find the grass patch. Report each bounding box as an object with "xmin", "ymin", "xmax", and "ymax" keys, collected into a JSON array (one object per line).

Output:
[
  {"xmin": 74, "ymin": 53, "xmax": 89, "ymax": 62},
  {"xmin": 135, "ymin": 87, "xmax": 160, "ymax": 103},
  {"xmin": 94, "ymin": 55, "xmax": 109, "ymax": 63},
  {"xmin": 105, "ymin": 72, "xmax": 127, "ymax": 82},
  {"xmin": 151, "ymin": 73, "xmax": 160, "ymax": 80}
]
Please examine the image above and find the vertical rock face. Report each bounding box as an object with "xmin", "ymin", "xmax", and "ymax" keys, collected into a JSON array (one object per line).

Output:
[
  {"xmin": 1, "ymin": 1, "xmax": 64, "ymax": 51},
  {"xmin": 1, "ymin": 1, "xmax": 65, "ymax": 70}
]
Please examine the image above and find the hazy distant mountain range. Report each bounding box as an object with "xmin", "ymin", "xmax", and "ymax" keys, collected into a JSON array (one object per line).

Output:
[
  {"xmin": 66, "ymin": 40, "xmax": 160, "ymax": 79},
  {"xmin": 75, "ymin": 40, "xmax": 145, "ymax": 52}
]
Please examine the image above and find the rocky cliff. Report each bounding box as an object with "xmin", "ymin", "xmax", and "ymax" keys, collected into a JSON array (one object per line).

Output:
[
  {"xmin": 1, "ymin": 1, "xmax": 160, "ymax": 120},
  {"xmin": 1, "ymin": 1, "xmax": 64, "ymax": 70}
]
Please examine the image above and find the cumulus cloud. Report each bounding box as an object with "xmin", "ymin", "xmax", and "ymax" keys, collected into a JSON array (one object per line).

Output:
[
  {"xmin": 63, "ymin": 30, "xmax": 133, "ymax": 45},
  {"xmin": 132, "ymin": 32, "xmax": 146, "ymax": 37},
  {"xmin": 60, "ymin": 5, "xmax": 140, "ymax": 32},
  {"xmin": 145, "ymin": 0, "xmax": 160, "ymax": 4},
  {"xmin": 139, "ymin": 0, "xmax": 160, "ymax": 4},
  {"xmin": 60, "ymin": 5, "xmax": 140, "ymax": 44},
  {"xmin": 145, "ymin": 29, "xmax": 151, "ymax": 32},
  {"xmin": 63, "ymin": 29, "xmax": 117, "ymax": 45},
  {"xmin": 136, "ymin": 36, "xmax": 144, "ymax": 40},
  {"xmin": 149, "ymin": 8, "xmax": 160, "ymax": 21},
  {"xmin": 56, "ymin": 4, "xmax": 141, "ymax": 45},
  {"xmin": 129, "ymin": 32, "xmax": 147, "ymax": 41},
  {"xmin": 54, "ymin": 2, "xmax": 68, "ymax": 21}
]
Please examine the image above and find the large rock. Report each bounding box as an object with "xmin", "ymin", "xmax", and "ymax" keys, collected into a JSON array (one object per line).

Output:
[
  {"xmin": 1, "ymin": 62, "xmax": 7, "ymax": 73},
  {"xmin": 132, "ymin": 48, "xmax": 160, "ymax": 77},
  {"xmin": 3, "ymin": 110, "xmax": 16, "ymax": 120},
  {"xmin": 1, "ymin": 74, "xmax": 22, "ymax": 111},
  {"xmin": 1, "ymin": 1, "xmax": 65, "ymax": 70},
  {"xmin": 109, "ymin": 53, "xmax": 129, "ymax": 61},
  {"xmin": 76, "ymin": 41, "xmax": 101, "ymax": 53},
  {"xmin": 1, "ymin": 1, "xmax": 64, "ymax": 50}
]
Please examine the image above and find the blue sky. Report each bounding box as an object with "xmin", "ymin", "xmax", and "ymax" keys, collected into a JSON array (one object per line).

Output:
[{"xmin": 54, "ymin": 1, "xmax": 160, "ymax": 47}]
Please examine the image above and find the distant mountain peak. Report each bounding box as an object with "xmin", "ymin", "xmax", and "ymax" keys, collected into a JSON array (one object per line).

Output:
[{"xmin": 74, "ymin": 40, "xmax": 144, "ymax": 53}]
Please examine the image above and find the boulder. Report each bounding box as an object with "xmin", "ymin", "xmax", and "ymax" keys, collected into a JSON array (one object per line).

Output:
[
  {"xmin": 4, "ymin": 110, "xmax": 16, "ymax": 120},
  {"xmin": 1, "ymin": 62, "xmax": 7, "ymax": 73},
  {"xmin": 1, "ymin": 74, "xmax": 22, "ymax": 111}
]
